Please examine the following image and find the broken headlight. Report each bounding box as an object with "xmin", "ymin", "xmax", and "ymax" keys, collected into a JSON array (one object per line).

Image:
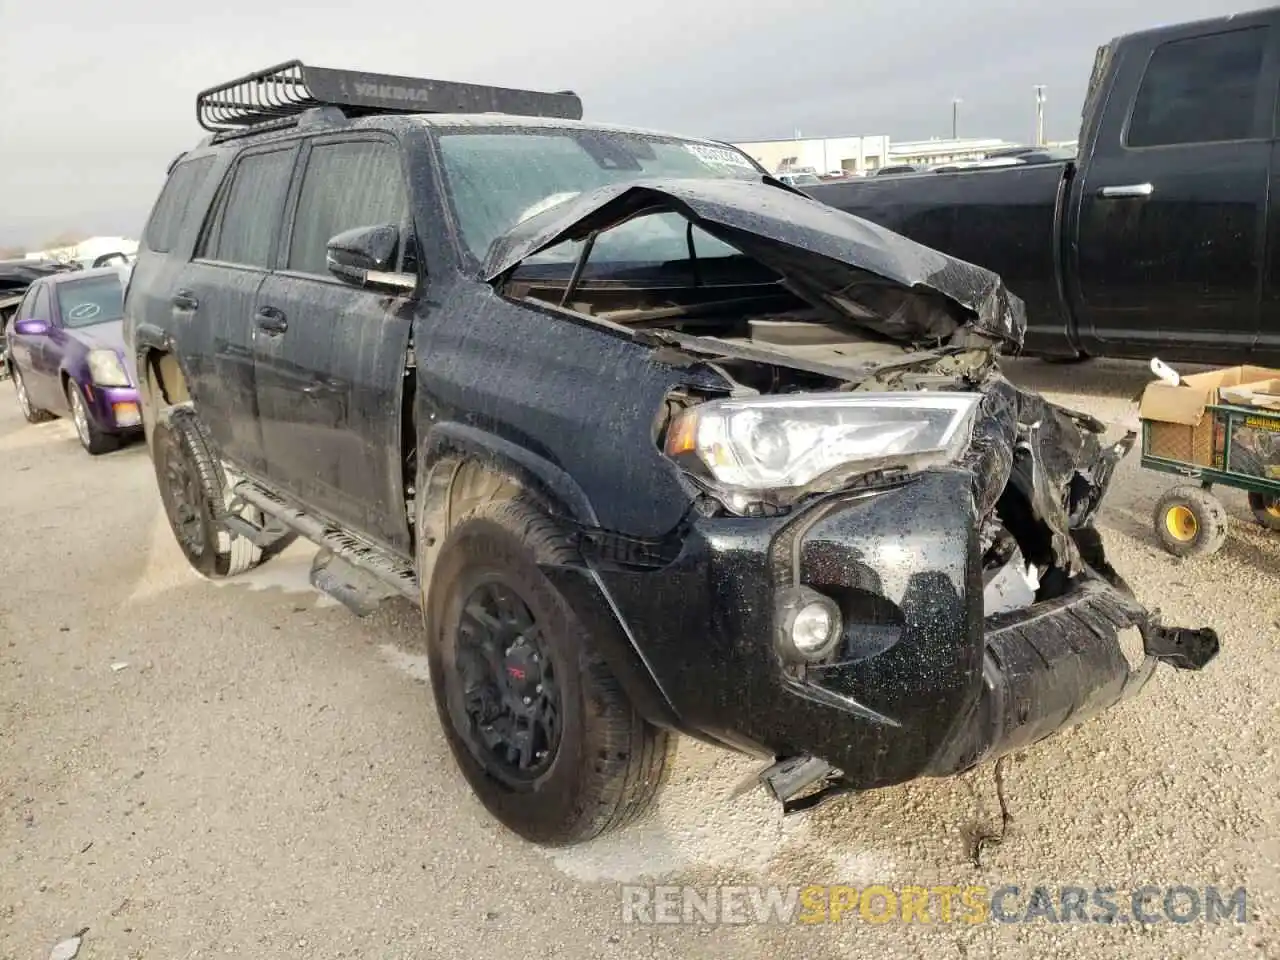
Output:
[{"xmin": 663, "ymin": 391, "xmax": 980, "ymax": 512}]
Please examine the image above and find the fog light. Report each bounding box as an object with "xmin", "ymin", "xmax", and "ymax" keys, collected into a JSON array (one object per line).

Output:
[{"xmin": 776, "ymin": 587, "xmax": 843, "ymax": 662}]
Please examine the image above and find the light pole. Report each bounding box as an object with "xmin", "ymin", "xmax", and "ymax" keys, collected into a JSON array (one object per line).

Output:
[
  {"xmin": 952, "ymin": 98, "xmax": 962, "ymax": 140},
  {"xmin": 1034, "ymin": 85, "xmax": 1046, "ymax": 146}
]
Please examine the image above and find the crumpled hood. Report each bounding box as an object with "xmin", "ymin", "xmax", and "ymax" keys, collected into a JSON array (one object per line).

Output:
[
  {"xmin": 69, "ymin": 319, "xmax": 126, "ymax": 353},
  {"xmin": 481, "ymin": 177, "xmax": 1027, "ymax": 349}
]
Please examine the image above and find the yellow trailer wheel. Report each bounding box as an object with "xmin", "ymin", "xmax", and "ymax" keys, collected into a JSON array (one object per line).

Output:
[{"xmin": 1153, "ymin": 485, "xmax": 1228, "ymax": 558}]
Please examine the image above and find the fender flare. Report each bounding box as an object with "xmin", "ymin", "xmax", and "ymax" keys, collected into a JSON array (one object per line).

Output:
[{"xmin": 417, "ymin": 421, "xmax": 683, "ymax": 731}]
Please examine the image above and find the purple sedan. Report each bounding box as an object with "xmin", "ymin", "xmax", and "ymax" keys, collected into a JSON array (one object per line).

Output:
[{"xmin": 4, "ymin": 267, "xmax": 142, "ymax": 455}]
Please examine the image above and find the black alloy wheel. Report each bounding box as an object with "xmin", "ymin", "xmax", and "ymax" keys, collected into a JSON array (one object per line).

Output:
[{"xmin": 452, "ymin": 576, "xmax": 563, "ymax": 784}]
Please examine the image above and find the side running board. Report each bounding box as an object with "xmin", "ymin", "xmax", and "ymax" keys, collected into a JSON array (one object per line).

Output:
[{"xmin": 230, "ymin": 480, "xmax": 419, "ymax": 611}]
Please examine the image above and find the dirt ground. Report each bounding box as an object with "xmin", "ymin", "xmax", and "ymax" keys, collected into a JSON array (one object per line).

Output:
[{"xmin": 1, "ymin": 358, "xmax": 1277, "ymax": 960}]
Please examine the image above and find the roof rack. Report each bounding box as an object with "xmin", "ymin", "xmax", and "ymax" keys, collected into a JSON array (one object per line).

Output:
[{"xmin": 196, "ymin": 60, "xmax": 583, "ymax": 134}]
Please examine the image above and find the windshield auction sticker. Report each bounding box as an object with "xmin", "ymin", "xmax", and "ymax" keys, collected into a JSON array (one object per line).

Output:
[{"xmin": 684, "ymin": 143, "xmax": 756, "ymax": 171}]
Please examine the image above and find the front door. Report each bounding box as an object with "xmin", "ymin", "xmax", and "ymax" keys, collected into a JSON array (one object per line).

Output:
[
  {"xmin": 1072, "ymin": 19, "xmax": 1277, "ymax": 360},
  {"xmin": 18, "ymin": 285, "xmax": 64, "ymax": 411},
  {"xmin": 254, "ymin": 135, "xmax": 415, "ymax": 549}
]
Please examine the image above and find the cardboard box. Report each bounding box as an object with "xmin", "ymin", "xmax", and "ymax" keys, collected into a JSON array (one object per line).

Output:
[
  {"xmin": 1139, "ymin": 365, "xmax": 1280, "ymax": 465},
  {"xmin": 1220, "ymin": 378, "xmax": 1280, "ymax": 410}
]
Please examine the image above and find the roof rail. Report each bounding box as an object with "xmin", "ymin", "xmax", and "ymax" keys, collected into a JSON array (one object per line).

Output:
[{"xmin": 196, "ymin": 60, "xmax": 583, "ymax": 133}]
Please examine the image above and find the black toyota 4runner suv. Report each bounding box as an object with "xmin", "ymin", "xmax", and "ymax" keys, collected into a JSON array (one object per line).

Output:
[{"xmin": 124, "ymin": 62, "xmax": 1218, "ymax": 846}]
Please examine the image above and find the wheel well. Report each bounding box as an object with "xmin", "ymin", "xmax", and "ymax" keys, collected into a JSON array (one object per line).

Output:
[
  {"xmin": 144, "ymin": 350, "xmax": 190, "ymax": 406},
  {"xmin": 416, "ymin": 457, "xmax": 527, "ymax": 588}
]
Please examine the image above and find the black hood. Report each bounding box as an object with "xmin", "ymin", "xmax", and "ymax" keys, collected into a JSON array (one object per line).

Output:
[{"xmin": 481, "ymin": 177, "xmax": 1027, "ymax": 350}]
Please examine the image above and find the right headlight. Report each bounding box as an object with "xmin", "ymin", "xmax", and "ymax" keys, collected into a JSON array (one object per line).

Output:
[{"xmin": 663, "ymin": 391, "xmax": 980, "ymax": 512}]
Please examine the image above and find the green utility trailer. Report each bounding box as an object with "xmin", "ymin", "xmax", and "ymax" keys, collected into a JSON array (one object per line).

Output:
[{"xmin": 1143, "ymin": 403, "xmax": 1280, "ymax": 558}]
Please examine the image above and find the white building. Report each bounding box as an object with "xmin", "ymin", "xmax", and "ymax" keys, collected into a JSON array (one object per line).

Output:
[
  {"xmin": 887, "ymin": 137, "xmax": 1016, "ymax": 167},
  {"xmin": 733, "ymin": 135, "xmax": 892, "ymax": 177},
  {"xmin": 731, "ymin": 134, "xmax": 1023, "ymax": 176}
]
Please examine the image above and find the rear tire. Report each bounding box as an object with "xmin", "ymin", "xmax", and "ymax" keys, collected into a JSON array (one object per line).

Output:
[
  {"xmin": 1153, "ymin": 485, "xmax": 1228, "ymax": 558},
  {"xmin": 1248, "ymin": 492, "xmax": 1280, "ymax": 532},
  {"xmin": 152, "ymin": 404, "xmax": 275, "ymax": 578},
  {"xmin": 424, "ymin": 497, "xmax": 672, "ymax": 846},
  {"xmin": 11, "ymin": 364, "xmax": 54, "ymax": 423}
]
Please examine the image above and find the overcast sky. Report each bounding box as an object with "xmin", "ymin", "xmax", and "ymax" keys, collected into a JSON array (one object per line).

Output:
[{"xmin": 0, "ymin": 0, "xmax": 1248, "ymax": 248}]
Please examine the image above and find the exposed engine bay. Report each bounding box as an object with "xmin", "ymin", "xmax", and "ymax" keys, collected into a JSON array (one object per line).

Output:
[{"xmin": 503, "ymin": 272, "xmax": 1125, "ymax": 620}]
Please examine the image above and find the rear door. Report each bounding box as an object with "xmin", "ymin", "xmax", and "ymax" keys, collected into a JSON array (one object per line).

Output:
[
  {"xmin": 128, "ymin": 153, "xmax": 219, "ymax": 389},
  {"xmin": 1071, "ymin": 17, "xmax": 1277, "ymax": 359},
  {"xmin": 254, "ymin": 134, "xmax": 415, "ymax": 546},
  {"xmin": 180, "ymin": 143, "xmax": 298, "ymax": 479}
]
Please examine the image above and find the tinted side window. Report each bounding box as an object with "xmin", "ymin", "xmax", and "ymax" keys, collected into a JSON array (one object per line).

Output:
[
  {"xmin": 142, "ymin": 156, "xmax": 216, "ymax": 254},
  {"xmin": 31, "ymin": 286, "xmax": 51, "ymax": 322},
  {"xmin": 15, "ymin": 286, "xmax": 38, "ymax": 321},
  {"xmin": 200, "ymin": 149, "xmax": 295, "ymax": 269},
  {"xmin": 287, "ymin": 140, "xmax": 408, "ymax": 276},
  {"xmin": 1127, "ymin": 27, "xmax": 1267, "ymax": 147}
]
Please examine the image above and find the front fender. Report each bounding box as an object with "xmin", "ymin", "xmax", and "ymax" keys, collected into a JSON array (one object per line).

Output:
[
  {"xmin": 416, "ymin": 421, "xmax": 683, "ymax": 731},
  {"xmin": 420, "ymin": 421, "xmax": 598, "ymax": 526}
]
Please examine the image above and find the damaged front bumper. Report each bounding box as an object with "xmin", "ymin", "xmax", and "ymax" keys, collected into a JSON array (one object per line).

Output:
[{"xmin": 578, "ymin": 465, "xmax": 1218, "ymax": 808}]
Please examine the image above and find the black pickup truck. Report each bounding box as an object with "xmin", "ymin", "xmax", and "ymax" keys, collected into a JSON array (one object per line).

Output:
[{"xmin": 810, "ymin": 7, "xmax": 1280, "ymax": 365}]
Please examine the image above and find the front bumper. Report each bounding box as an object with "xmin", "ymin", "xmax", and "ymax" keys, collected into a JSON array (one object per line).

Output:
[
  {"xmin": 81, "ymin": 382, "xmax": 143, "ymax": 434},
  {"xmin": 587, "ymin": 468, "xmax": 1217, "ymax": 790}
]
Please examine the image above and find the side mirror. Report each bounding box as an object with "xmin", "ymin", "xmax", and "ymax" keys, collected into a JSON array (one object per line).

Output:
[
  {"xmin": 326, "ymin": 224, "xmax": 416, "ymax": 293},
  {"xmin": 14, "ymin": 318, "xmax": 49, "ymax": 336}
]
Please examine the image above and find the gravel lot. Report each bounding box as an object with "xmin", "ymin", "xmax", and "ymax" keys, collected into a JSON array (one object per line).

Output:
[{"xmin": 2, "ymin": 358, "xmax": 1277, "ymax": 959}]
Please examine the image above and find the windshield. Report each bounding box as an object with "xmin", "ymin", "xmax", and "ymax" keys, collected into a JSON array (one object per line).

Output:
[
  {"xmin": 436, "ymin": 128, "xmax": 762, "ymax": 264},
  {"xmin": 55, "ymin": 274, "xmax": 123, "ymax": 329}
]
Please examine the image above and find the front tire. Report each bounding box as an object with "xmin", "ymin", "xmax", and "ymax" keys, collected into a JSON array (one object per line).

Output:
[
  {"xmin": 424, "ymin": 498, "xmax": 672, "ymax": 846},
  {"xmin": 67, "ymin": 380, "xmax": 120, "ymax": 456},
  {"xmin": 152, "ymin": 404, "xmax": 270, "ymax": 578}
]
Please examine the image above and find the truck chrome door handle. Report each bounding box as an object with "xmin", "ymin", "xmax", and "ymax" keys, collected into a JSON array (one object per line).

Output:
[
  {"xmin": 255, "ymin": 306, "xmax": 288, "ymax": 335},
  {"xmin": 1098, "ymin": 183, "xmax": 1154, "ymax": 199},
  {"xmin": 172, "ymin": 290, "xmax": 199, "ymax": 310}
]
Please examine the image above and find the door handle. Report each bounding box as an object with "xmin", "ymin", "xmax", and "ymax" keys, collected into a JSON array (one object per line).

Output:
[
  {"xmin": 172, "ymin": 290, "xmax": 199, "ymax": 310},
  {"xmin": 1098, "ymin": 183, "xmax": 1154, "ymax": 199},
  {"xmin": 255, "ymin": 306, "xmax": 288, "ymax": 335}
]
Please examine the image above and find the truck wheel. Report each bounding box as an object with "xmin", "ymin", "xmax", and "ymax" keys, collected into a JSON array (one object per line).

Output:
[
  {"xmin": 1248, "ymin": 492, "xmax": 1280, "ymax": 532},
  {"xmin": 67, "ymin": 380, "xmax": 120, "ymax": 456},
  {"xmin": 1153, "ymin": 485, "xmax": 1228, "ymax": 558},
  {"xmin": 152, "ymin": 405, "xmax": 271, "ymax": 578},
  {"xmin": 424, "ymin": 498, "xmax": 672, "ymax": 846},
  {"xmin": 11, "ymin": 365, "xmax": 55, "ymax": 423}
]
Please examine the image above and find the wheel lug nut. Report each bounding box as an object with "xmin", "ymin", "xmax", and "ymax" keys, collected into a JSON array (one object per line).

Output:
[
  {"xmin": 522, "ymin": 696, "xmax": 532, "ymax": 705},
  {"xmin": 535, "ymin": 684, "xmax": 542, "ymax": 694}
]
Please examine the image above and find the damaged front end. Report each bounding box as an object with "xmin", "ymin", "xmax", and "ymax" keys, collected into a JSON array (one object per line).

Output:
[{"xmin": 485, "ymin": 176, "xmax": 1220, "ymax": 812}]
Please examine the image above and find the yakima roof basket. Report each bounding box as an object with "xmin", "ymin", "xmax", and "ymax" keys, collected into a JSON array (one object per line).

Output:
[{"xmin": 196, "ymin": 60, "xmax": 583, "ymax": 133}]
